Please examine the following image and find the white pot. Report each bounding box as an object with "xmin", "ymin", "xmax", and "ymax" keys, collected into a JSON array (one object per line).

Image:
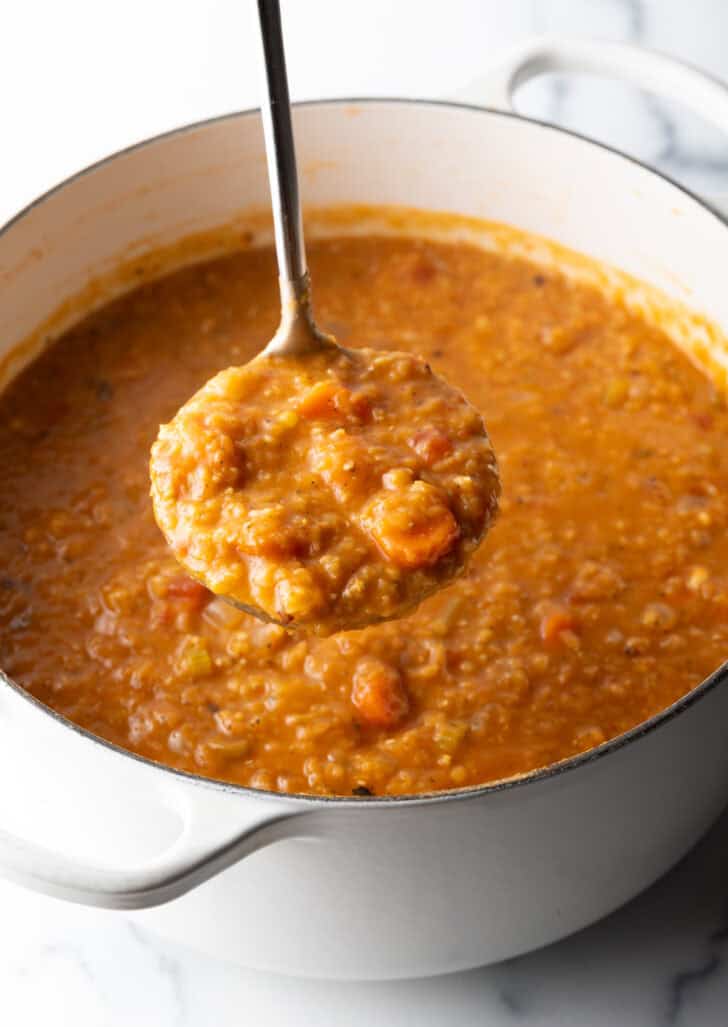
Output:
[{"xmin": 2, "ymin": 38, "xmax": 728, "ymax": 981}]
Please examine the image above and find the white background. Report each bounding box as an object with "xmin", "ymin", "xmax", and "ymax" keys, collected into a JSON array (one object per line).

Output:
[
  {"xmin": 2, "ymin": 1, "xmax": 728, "ymax": 1024},
  {"xmin": 3, "ymin": 0, "xmax": 728, "ymax": 225}
]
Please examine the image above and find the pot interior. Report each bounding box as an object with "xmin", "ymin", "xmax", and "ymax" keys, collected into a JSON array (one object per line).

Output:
[
  {"xmin": 1, "ymin": 100, "xmax": 728, "ymax": 800},
  {"xmin": 2, "ymin": 102, "xmax": 728, "ymax": 388}
]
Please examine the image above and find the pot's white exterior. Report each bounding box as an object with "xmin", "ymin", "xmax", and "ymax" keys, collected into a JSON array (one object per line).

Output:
[{"xmin": 2, "ymin": 42, "xmax": 728, "ymax": 980}]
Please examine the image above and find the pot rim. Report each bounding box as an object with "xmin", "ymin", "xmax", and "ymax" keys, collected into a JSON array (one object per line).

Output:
[{"xmin": 2, "ymin": 96, "xmax": 727, "ymax": 809}]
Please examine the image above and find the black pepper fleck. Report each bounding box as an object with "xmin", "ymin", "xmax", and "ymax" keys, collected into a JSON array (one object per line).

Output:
[{"xmin": 95, "ymin": 379, "xmax": 113, "ymax": 401}]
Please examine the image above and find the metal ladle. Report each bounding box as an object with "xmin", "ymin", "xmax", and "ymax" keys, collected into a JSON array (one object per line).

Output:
[
  {"xmin": 256, "ymin": 0, "xmax": 339, "ymax": 359},
  {"xmin": 168, "ymin": 0, "xmax": 499, "ymax": 629},
  {"xmin": 203, "ymin": 0, "xmax": 341, "ymax": 625}
]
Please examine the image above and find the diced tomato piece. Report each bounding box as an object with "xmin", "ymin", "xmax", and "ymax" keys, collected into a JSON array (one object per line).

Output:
[
  {"xmin": 164, "ymin": 575, "xmax": 211, "ymax": 610},
  {"xmin": 237, "ymin": 506, "xmax": 305, "ymax": 559},
  {"xmin": 410, "ymin": 427, "xmax": 454, "ymax": 466},
  {"xmin": 411, "ymin": 258, "xmax": 437, "ymax": 284},
  {"xmin": 692, "ymin": 412, "xmax": 713, "ymax": 431},
  {"xmin": 149, "ymin": 600, "xmax": 174, "ymax": 628},
  {"xmin": 346, "ymin": 390, "xmax": 372, "ymax": 422}
]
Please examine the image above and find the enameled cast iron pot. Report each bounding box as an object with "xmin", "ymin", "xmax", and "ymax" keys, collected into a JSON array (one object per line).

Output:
[{"xmin": 2, "ymin": 39, "xmax": 728, "ymax": 980}]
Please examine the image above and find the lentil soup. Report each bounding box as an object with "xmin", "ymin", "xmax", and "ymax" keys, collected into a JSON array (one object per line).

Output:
[
  {"xmin": 150, "ymin": 346, "xmax": 499, "ymax": 635},
  {"xmin": 1, "ymin": 226, "xmax": 727, "ymax": 796}
]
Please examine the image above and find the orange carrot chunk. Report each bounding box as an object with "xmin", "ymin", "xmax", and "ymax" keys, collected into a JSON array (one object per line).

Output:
[
  {"xmin": 410, "ymin": 427, "xmax": 454, "ymax": 465},
  {"xmin": 298, "ymin": 379, "xmax": 372, "ymax": 422},
  {"xmin": 352, "ymin": 657, "xmax": 409, "ymax": 727},
  {"xmin": 297, "ymin": 380, "xmax": 342, "ymax": 419},
  {"xmin": 362, "ymin": 481, "xmax": 460, "ymax": 569},
  {"xmin": 539, "ymin": 605, "xmax": 577, "ymax": 643}
]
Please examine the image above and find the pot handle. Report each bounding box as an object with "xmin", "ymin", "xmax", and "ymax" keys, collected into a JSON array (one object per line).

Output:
[
  {"xmin": 0, "ymin": 802, "xmax": 308, "ymax": 911},
  {"xmin": 452, "ymin": 35, "xmax": 728, "ymax": 218},
  {"xmin": 0, "ymin": 676, "xmax": 314, "ymax": 910}
]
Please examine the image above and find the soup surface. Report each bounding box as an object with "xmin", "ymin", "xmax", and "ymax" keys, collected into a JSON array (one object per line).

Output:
[
  {"xmin": 150, "ymin": 346, "xmax": 499, "ymax": 635},
  {"xmin": 1, "ymin": 228, "xmax": 727, "ymax": 796}
]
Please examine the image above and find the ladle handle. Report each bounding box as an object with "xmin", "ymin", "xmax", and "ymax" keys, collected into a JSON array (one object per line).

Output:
[{"xmin": 257, "ymin": 0, "xmax": 309, "ymax": 309}]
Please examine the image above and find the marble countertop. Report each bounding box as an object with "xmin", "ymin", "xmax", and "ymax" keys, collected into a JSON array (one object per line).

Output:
[
  {"xmin": 3, "ymin": 806, "xmax": 728, "ymax": 1026},
  {"xmin": 2, "ymin": 0, "xmax": 728, "ymax": 1023}
]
